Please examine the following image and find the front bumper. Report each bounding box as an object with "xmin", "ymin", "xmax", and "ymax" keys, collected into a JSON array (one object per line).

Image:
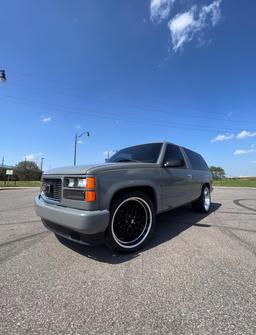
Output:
[{"xmin": 34, "ymin": 194, "xmax": 110, "ymax": 236}]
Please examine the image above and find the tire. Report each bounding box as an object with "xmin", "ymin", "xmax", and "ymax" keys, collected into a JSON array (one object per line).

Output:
[
  {"xmin": 105, "ymin": 191, "xmax": 156, "ymax": 253},
  {"xmin": 192, "ymin": 185, "xmax": 211, "ymax": 213}
]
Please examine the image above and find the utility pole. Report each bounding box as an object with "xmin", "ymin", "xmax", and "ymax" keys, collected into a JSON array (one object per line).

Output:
[
  {"xmin": 73, "ymin": 131, "xmax": 90, "ymax": 166},
  {"xmin": 1, "ymin": 156, "xmax": 4, "ymax": 167},
  {"xmin": 40, "ymin": 157, "xmax": 44, "ymax": 172}
]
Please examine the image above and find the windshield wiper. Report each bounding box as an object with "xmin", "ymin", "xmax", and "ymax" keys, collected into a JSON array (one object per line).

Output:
[{"xmin": 115, "ymin": 159, "xmax": 140, "ymax": 163}]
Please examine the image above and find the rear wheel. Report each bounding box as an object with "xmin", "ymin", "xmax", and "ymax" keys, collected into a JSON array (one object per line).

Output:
[
  {"xmin": 192, "ymin": 185, "xmax": 211, "ymax": 213},
  {"xmin": 105, "ymin": 191, "xmax": 156, "ymax": 253}
]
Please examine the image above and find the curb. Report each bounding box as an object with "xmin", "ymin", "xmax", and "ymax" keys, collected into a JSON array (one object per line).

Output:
[
  {"xmin": 0, "ymin": 187, "xmax": 40, "ymax": 191},
  {"xmin": 213, "ymin": 186, "xmax": 256, "ymax": 190}
]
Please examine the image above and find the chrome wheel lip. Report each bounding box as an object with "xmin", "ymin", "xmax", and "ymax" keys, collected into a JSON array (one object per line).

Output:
[
  {"xmin": 203, "ymin": 187, "xmax": 211, "ymax": 211},
  {"xmin": 111, "ymin": 197, "xmax": 152, "ymax": 249}
]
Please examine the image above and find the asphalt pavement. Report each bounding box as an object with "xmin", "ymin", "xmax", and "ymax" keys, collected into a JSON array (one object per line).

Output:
[{"xmin": 0, "ymin": 188, "xmax": 256, "ymax": 335}]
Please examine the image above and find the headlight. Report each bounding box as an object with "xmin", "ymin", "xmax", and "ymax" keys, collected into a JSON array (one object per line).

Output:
[
  {"xmin": 64, "ymin": 177, "xmax": 96, "ymax": 202},
  {"xmin": 67, "ymin": 178, "xmax": 75, "ymax": 187},
  {"xmin": 65, "ymin": 177, "xmax": 86, "ymax": 188},
  {"xmin": 77, "ymin": 178, "xmax": 86, "ymax": 188}
]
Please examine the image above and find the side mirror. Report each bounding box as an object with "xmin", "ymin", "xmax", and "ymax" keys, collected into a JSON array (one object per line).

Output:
[{"xmin": 163, "ymin": 159, "xmax": 184, "ymax": 168}]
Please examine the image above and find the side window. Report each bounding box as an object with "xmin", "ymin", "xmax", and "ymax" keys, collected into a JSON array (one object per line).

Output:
[
  {"xmin": 184, "ymin": 149, "xmax": 209, "ymax": 171},
  {"xmin": 163, "ymin": 144, "xmax": 186, "ymax": 168}
]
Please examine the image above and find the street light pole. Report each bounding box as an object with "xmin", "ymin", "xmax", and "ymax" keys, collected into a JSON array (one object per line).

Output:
[
  {"xmin": 74, "ymin": 134, "xmax": 78, "ymax": 166},
  {"xmin": 40, "ymin": 157, "xmax": 44, "ymax": 172},
  {"xmin": 73, "ymin": 131, "xmax": 90, "ymax": 166},
  {"xmin": 0, "ymin": 70, "xmax": 6, "ymax": 82}
]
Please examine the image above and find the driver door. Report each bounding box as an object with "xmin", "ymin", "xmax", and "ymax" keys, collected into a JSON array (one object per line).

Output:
[{"xmin": 160, "ymin": 144, "xmax": 192, "ymax": 209}]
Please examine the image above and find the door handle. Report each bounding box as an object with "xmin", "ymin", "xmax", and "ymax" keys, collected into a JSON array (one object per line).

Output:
[{"xmin": 187, "ymin": 174, "xmax": 192, "ymax": 179}]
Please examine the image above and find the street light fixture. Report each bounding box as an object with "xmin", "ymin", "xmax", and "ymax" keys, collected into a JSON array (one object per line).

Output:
[
  {"xmin": 0, "ymin": 70, "xmax": 6, "ymax": 82},
  {"xmin": 73, "ymin": 131, "xmax": 90, "ymax": 166}
]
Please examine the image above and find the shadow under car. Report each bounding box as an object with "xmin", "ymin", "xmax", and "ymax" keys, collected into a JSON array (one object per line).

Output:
[{"xmin": 56, "ymin": 202, "xmax": 221, "ymax": 264}]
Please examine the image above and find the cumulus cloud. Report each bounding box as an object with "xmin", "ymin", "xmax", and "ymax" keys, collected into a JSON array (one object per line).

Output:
[
  {"xmin": 233, "ymin": 149, "xmax": 254, "ymax": 155},
  {"xmin": 168, "ymin": 0, "xmax": 222, "ymax": 51},
  {"xmin": 211, "ymin": 133, "xmax": 234, "ymax": 142},
  {"xmin": 237, "ymin": 130, "xmax": 256, "ymax": 139},
  {"xmin": 150, "ymin": 0, "xmax": 175, "ymax": 23},
  {"xmin": 42, "ymin": 117, "xmax": 52, "ymax": 123}
]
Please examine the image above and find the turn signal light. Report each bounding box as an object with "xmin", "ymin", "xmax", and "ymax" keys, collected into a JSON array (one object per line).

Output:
[
  {"xmin": 86, "ymin": 177, "xmax": 96, "ymax": 189},
  {"xmin": 85, "ymin": 191, "xmax": 96, "ymax": 202}
]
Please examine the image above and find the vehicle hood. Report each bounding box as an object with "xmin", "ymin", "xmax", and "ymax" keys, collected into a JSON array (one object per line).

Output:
[{"xmin": 44, "ymin": 162, "xmax": 158, "ymax": 175}]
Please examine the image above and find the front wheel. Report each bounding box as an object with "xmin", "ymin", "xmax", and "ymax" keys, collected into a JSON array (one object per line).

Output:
[
  {"xmin": 105, "ymin": 191, "xmax": 156, "ymax": 253},
  {"xmin": 192, "ymin": 185, "xmax": 211, "ymax": 213}
]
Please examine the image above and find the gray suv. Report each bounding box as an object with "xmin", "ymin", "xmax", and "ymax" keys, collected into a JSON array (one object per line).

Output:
[{"xmin": 35, "ymin": 142, "xmax": 212, "ymax": 253}]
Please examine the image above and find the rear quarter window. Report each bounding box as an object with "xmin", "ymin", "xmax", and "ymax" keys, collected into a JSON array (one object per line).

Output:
[{"xmin": 184, "ymin": 148, "xmax": 209, "ymax": 171}]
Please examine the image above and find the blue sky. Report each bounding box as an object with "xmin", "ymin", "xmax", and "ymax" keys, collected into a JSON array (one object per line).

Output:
[{"xmin": 0, "ymin": 0, "xmax": 256, "ymax": 176}]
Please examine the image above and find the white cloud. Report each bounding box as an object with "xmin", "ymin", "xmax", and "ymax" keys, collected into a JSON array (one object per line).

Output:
[
  {"xmin": 42, "ymin": 117, "xmax": 52, "ymax": 123},
  {"xmin": 234, "ymin": 149, "xmax": 254, "ymax": 155},
  {"xmin": 237, "ymin": 130, "xmax": 256, "ymax": 139},
  {"xmin": 168, "ymin": 0, "xmax": 222, "ymax": 51},
  {"xmin": 23, "ymin": 152, "xmax": 43, "ymax": 161},
  {"xmin": 77, "ymin": 140, "xmax": 83, "ymax": 144},
  {"xmin": 168, "ymin": 9, "xmax": 195, "ymax": 51},
  {"xmin": 150, "ymin": 0, "xmax": 175, "ymax": 23},
  {"xmin": 199, "ymin": 0, "xmax": 222, "ymax": 26},
  {"xmin": 211, "ymin": 133, "xmax": 234, "ymax": 142}
]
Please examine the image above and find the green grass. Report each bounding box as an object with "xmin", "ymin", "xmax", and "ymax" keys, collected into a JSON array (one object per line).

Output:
[
  {"xmin": 0, "ymin": 180, "xmax": 41, "ymax": 187},
  {"xmin": 1, "ymin": 179, "xmax": 256, "ymax": 188},
  {"xmin": 213, "ymin": 178, "xmax": 256, "ymax": 187}
]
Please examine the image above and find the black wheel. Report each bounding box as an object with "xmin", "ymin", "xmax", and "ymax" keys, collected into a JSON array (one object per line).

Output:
[
  {"xmin": 105, "ymin": 191, "xmax": 156, "ymax": 253},
  {"xmin": 192, "ymin": 185, "xmax": 211, "ymax": 213}
]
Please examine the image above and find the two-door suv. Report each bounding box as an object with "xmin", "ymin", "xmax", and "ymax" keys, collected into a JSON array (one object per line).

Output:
[{"xmin": 35, "ymin": 142, "xmax": 212, "ymax": 253}]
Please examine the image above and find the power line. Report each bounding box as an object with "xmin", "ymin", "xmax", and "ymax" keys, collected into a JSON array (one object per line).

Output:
[
  {"xmin": 0, "ymin": 94, "xmax": 248, "ymax": 133},
  {"xmin": 7, "ymin": 81, "xmax": 254, "ymax": 126},
  {"xmin": 0, "ymin": 95, "xmax": 251, "ymax": 132},
  {"xmin": 8, "ymin": 70, "xmax": 250, "ymax": 121}
]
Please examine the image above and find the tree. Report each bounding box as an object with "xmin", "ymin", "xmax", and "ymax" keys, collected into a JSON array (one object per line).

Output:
[
  {"xmin": 0, "ymin": 167, "xmax": 6, "ymax": 180},
  {"xmin": 15, "ymin": 161, "xmax": 41, "ymax": 181},
  {"xmin": 209, "ymin": 166, "xmax": 226, "ymax": 180}
]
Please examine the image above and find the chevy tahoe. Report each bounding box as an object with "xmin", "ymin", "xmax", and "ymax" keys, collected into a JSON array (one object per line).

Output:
[{"xmin": 35, "ymin": 142, "xmax": 212, "ymax": 253}]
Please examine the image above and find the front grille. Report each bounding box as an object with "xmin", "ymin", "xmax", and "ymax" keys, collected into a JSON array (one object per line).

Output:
[{"xmin": 42, "ymin": 178, "xmax": 62, "ymax": 201}]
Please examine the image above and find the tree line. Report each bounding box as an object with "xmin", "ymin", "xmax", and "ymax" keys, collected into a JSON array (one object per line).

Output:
[
  {"xmin": 209, "ymin": 166, "xmax": 225, "ymax": 180},
  {"xmin": 0, "ymin": 161, "xmax": 42, "ymax": 181},
  {"xmin": 0, "ymin": 161, "xmax": 226, "ymax": 181}
]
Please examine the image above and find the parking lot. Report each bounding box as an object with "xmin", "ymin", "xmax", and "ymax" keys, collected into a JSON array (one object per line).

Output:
[{"xmin": 0, "ymin": 188, "xmax": 256, "ymax": 335}]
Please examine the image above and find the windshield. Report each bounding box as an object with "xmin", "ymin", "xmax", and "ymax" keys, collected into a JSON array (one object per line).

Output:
[{"xmin": 108, "ymin": 143, "xmax": 162, "ymax": 163}]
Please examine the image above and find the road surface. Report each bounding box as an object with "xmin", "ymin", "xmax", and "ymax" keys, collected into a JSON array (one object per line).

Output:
[{"xmin": 0, "ymin": 188, "xmax": 256, "ymax": 334}]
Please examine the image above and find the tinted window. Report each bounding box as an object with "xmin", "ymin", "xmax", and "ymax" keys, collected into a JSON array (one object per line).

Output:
[
  {"xmin": 184, "ymin": 148, "xmax": 209, "ymax": 171},
  {"xmin": 163, "ymin": 144, "xmax": 186, "ymax": 168},
  {"xmin": 108, "ymin": 143, "xmax": 162, "ymax": 163}
]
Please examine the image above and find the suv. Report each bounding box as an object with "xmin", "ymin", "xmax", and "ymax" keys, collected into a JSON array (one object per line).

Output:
[{"xmin": 35, "ymin": 142, "xmax": 212, "ymax": 253}]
